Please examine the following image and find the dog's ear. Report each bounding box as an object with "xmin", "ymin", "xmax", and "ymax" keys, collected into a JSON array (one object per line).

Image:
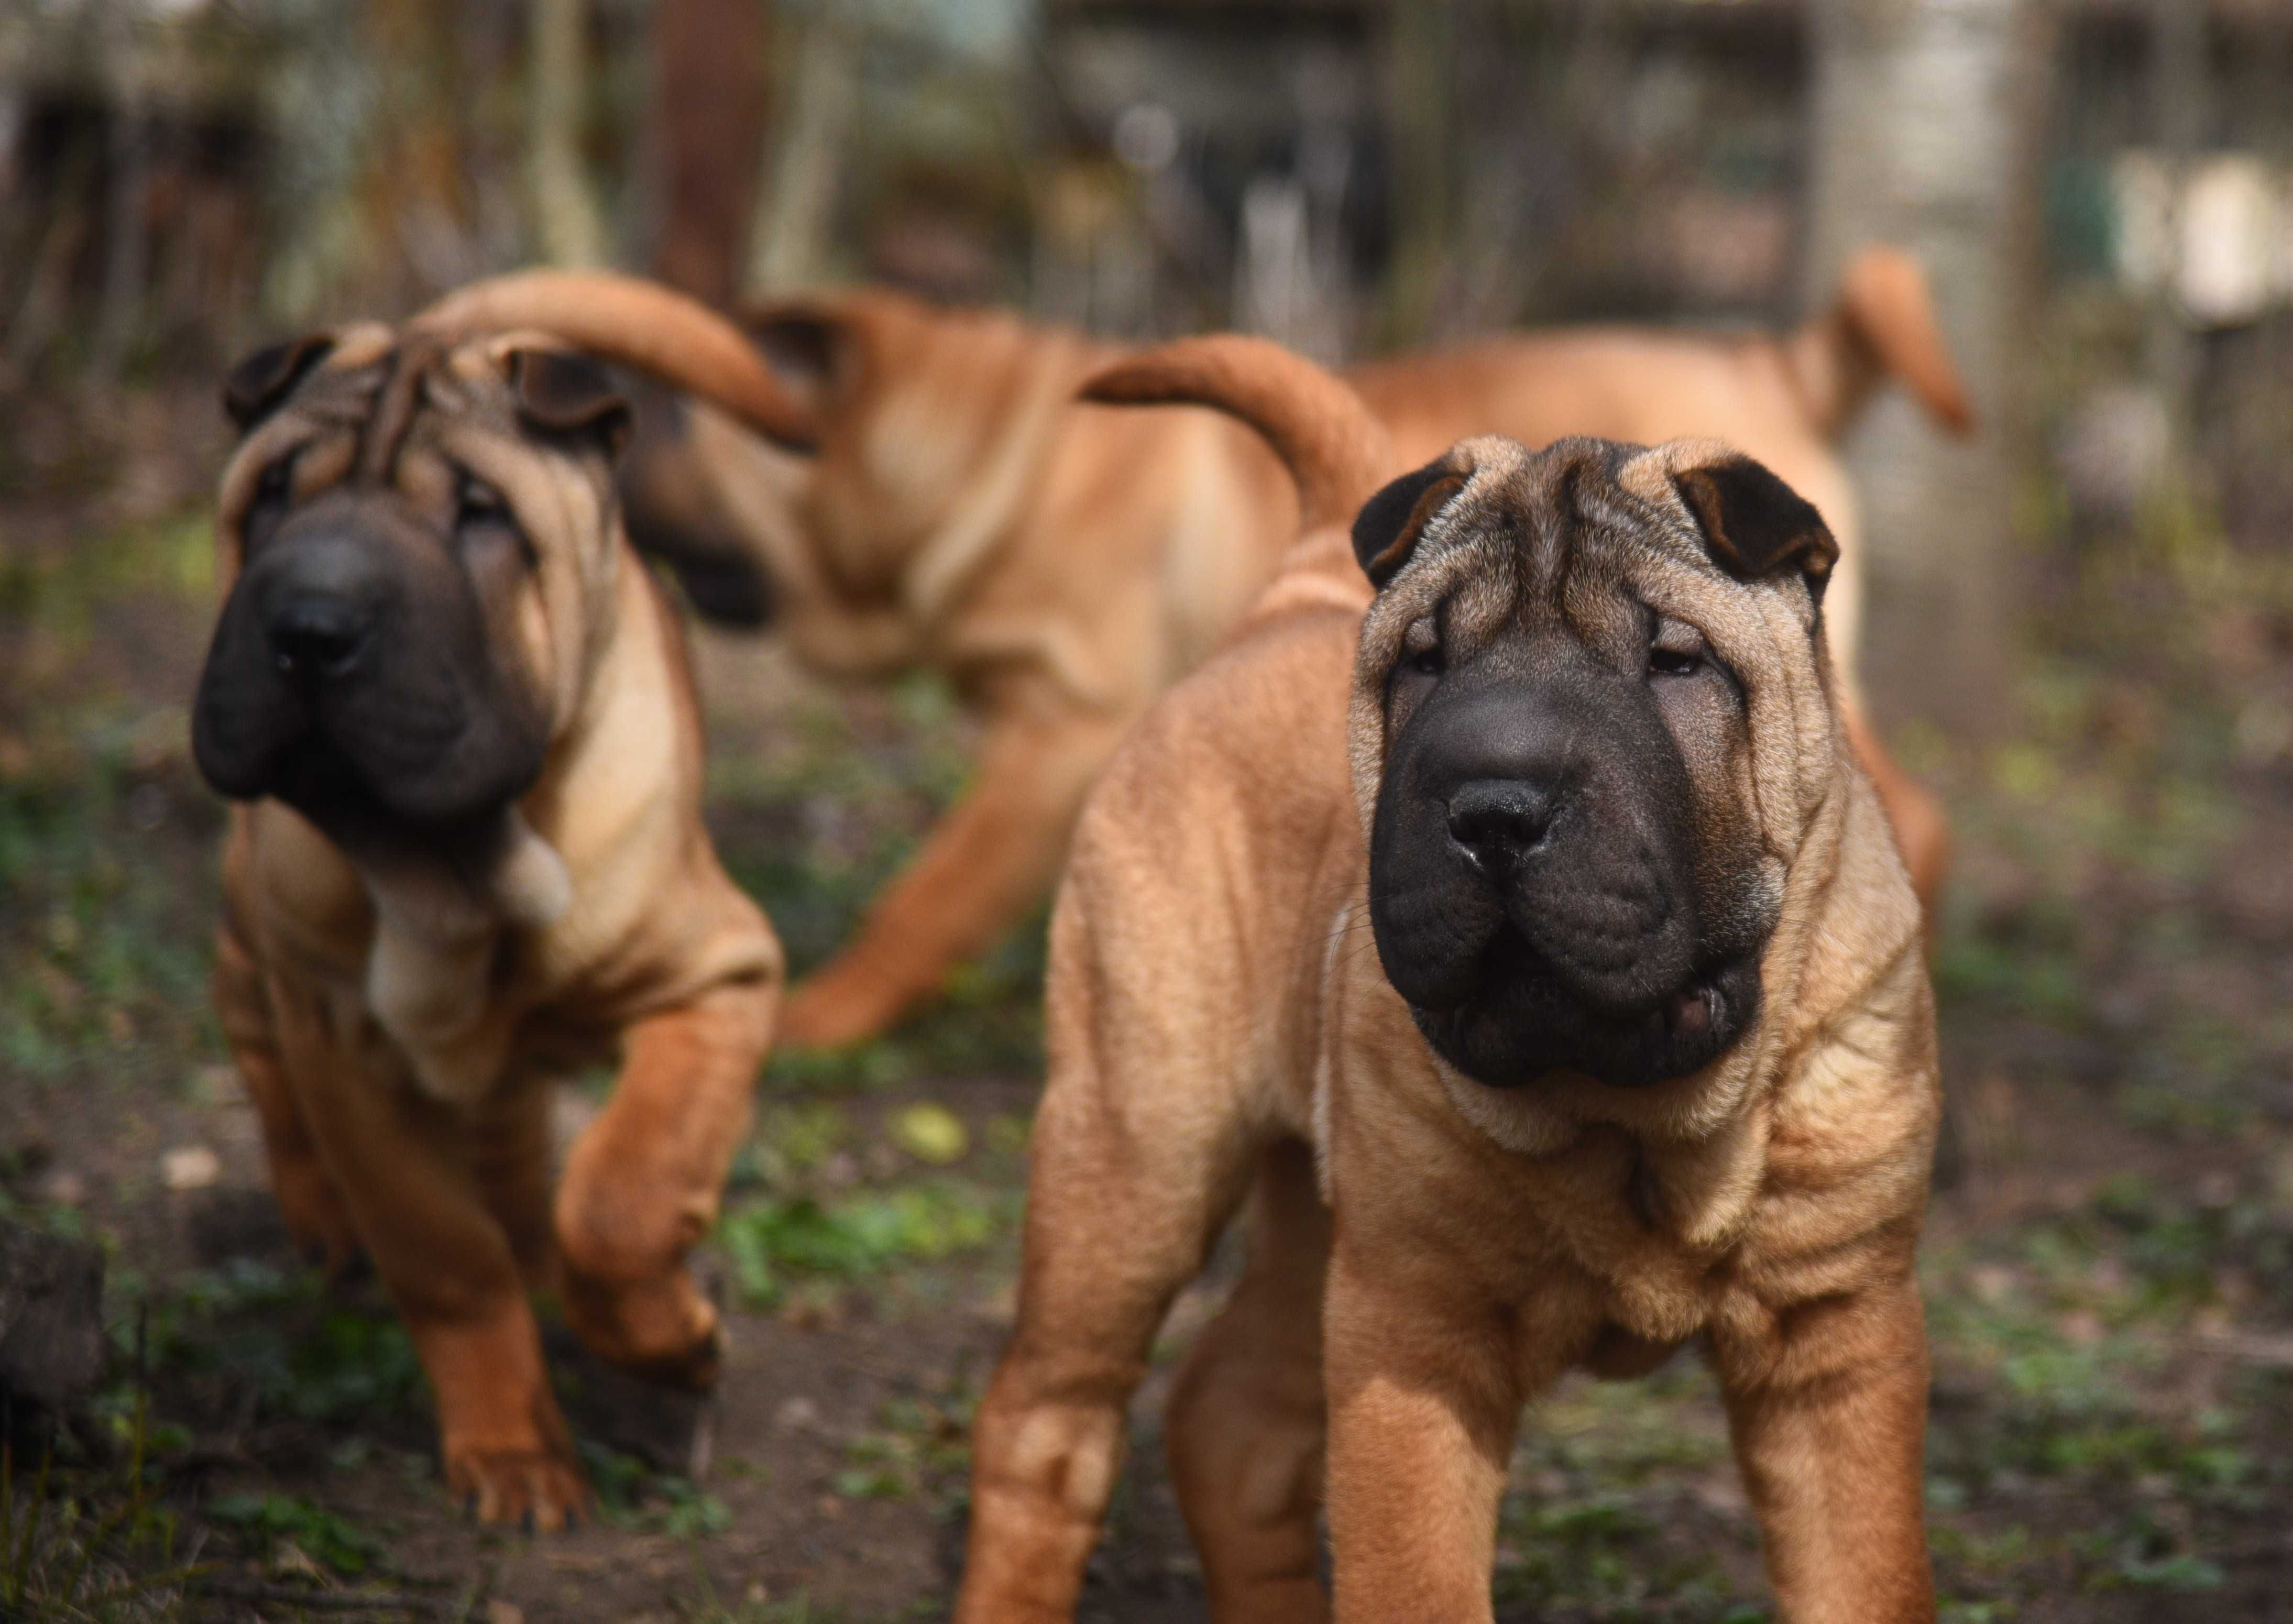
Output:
[
  {"xmin": 223, "ymin": 334, "xmax": 335, "ymax": 433},
  {"xmin": 1673, "ymin": 453, "xmax": 1839, "ymax": 604},
  {"xmin": 1352, "ymin": 456, "xmax": 1468, "ymax": 589},
  {"xmin": 742, "ymin": 309, "xmax": 846, "ymax": 409},
  {"xmin": 509, "ymin": 347, "xmax": 633, "ymax": 459}
]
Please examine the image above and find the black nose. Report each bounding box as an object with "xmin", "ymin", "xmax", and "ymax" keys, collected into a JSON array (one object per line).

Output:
[
  {"xmin": 1446, "ymin": 778, "xmax": 1557, "ymax": 865},
  {"xmin": 267, "ymin": 595, "xmax": 372, "ymax": 682}
]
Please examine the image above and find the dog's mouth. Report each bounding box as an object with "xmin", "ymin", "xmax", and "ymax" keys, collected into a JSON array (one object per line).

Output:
[
  {"xmin": 193, "ymin": 657, "xmax": 541, "ymax": 835},
  {"xmin": 1406, "ymin": 927, "xmax": 1759, "ymax": 1091}
]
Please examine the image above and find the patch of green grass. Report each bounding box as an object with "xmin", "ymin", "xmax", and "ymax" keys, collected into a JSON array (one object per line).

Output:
[
  {"xmin": 203, "ymin": 1491, "xmax": 380, "ymax": 1576},
  {"xmin": 831, "ymin": 1395, "xmax": 973, "ymax": 1506},
  {"xmin": 716, "ymin": 1180, "xmax": 1017, "ymax": 1309},
  {"xmin": 1493, "ymin": 1491, "xmax": 1734, "ymax": 1617},
  {"xmin": 2075, "ymin": 1513, "xmax": 2226, "ymax": 1594},
  {"xmin": 119, "ymin": 1263, "xmax": 426, "ymax": 1428},
  {"xmin": 0, "ymin": 755, "xmax": 223, "ymax": 1086},
  {"xmin": 0, "ymin": 1395, "xmax": 210, "ymax": 1622},
  {"xmin": 578, "ymin": 1443, "xmax": 732, "ymax": 1539}
]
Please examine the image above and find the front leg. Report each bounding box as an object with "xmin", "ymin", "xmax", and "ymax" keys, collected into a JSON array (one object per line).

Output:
[
  {"xmin": 268, "ymin": 981, "xmax": 587, "ymax": 1528},
  {"xmin": 554, "ymin": 974, "xmax": 776, "ymax": 1385},
  {"xmin": 778, "ymin": 690, "xmax": 1130, "ymax": 1048},
  {"xmin": 1713, "ymin": 1271, "xmax": 1935, "ymax": 1622},
  {"xmin": 1322, "ymin": 1247, "xmax": 1524, "ymax": 1624}
]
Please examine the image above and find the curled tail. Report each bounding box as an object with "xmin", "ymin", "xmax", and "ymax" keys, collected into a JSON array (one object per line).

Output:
[
  {"xmin": 1082, "ymin": 334, "xmax": 1396, "ymax": 534},
  {"xmin": 412, "ymin": 269, "xmax": 820, "ymax": 451},
  {"xmin": 1786, "ymin": 246, "xmax": 1976, "ymax": 442}
]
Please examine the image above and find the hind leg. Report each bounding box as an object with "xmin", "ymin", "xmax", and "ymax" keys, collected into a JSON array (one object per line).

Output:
[
  {"xmin": 212, "ymin": 923, "xmax": 359, "ymax": 1272},
  {"xmin": 1165, "ymin": 1140, "xmax": 1333, "ymax": 1624},
  {"xmin": 954, "ymin": 898, "xmax": 1268, "ymax": 1622}
]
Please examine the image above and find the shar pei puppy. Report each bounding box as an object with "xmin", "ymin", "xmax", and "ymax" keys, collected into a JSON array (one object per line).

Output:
[
  {"xmin": 954, "ymin": 336, "xmax": 1941, "ymax": 1623},
  {"xmin": 195, "ymin": 278, "xmax": 816, "ymax": 1526}
]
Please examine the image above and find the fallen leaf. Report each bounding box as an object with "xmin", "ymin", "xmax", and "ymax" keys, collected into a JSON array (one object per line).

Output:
[{"xmin": 891, "ymin": 1103, "xmax": 968, "ymax": 1166}]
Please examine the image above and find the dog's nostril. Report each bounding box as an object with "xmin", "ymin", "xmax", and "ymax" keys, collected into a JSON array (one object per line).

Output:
[
  {"xmin": 267, "ymin": 598, "xmax": 371, "ymax": 681},
  {"xmin": 1445, "ymin": 778, "xmax": 1557, "ymax": 861}
]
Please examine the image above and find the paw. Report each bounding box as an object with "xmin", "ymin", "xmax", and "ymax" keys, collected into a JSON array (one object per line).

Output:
[
  {"xmin": 561, "ymin": 1268, "xmax": 723, "ymax": 1391},
  {"xmin": 444, "ymin": 1443, "xmax": 592, "ymax": 1532}
]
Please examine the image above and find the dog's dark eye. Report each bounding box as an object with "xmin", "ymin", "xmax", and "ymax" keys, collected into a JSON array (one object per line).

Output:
[
  {"xmin": 457, "ymin": 472, "xmax": 514, "ymax": 530},
  {"xmin": 1648, "ymin": 614, "xmax": 1716, "ymax": 682},
  {"xmin": 243, "ymin": 449, "xmax": 299, "ymax": 547},
  {"xmin": 1410, "ymin": 646, "xmax": 1444, "ymax": 677},
  {"xmin": 255, "ymin": 453, "xmax": 295, "ymax": 506}
]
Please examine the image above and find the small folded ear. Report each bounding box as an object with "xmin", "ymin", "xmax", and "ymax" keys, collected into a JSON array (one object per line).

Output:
[
  {"xmin": 509, "ymin": 347, "xmax": 632, "ymax": 458},
  {"xmin": 741, "ymin": 308, "xmax": 847, "ymax": 409},
  {"xmin": 1352, "ymin": 455, "xmax": 1467, "ymax": 589},
  {"xmin": 1672, "ymin": 453, "xmax": 1839, "ymax": 604},
  {"xmin": 222, "ymin": 334, "xmax": 335, "ymax": 432}
]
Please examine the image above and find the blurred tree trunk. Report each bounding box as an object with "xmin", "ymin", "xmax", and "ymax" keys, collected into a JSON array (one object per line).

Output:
[
  {"xmin": 1806, "ymin": 0, "xmax": 2056, "ymax": 745},
  {"xmin": 529, "ymin": 0, "xmax": 604, "ymax": 268},
  {"xmin": 650, "ymin": 0, "xmax": 770, "ymax": 304},
  {"xmin": 744, "ymin": 17, "xmax": 854, "ymax": 297}
]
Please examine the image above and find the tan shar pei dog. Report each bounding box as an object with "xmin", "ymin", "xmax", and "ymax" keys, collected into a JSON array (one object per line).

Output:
[
  {"xmin": 954, "ymin": 335, "xmax": 1941, "ymax": 1623},
  {"xmin": 194, "ymin": 279, "xmax": 818, "ymax": 1526},
  {"xmin": 604, "ymin": 247, "xmax": 1968, "ymax": 1047}
]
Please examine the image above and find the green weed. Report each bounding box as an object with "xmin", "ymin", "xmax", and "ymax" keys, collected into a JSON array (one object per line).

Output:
[
  {"xmin": 0, "ymin": 1390, "xmax": 212, "ymax": 1621},
  {"xmin": 716, "ymin": 1180, "xmax": 1017, "ymax": 1309},
  {"xmin": 203, "ymin": 1491, "xmax": 380, "ymax": 1576}
]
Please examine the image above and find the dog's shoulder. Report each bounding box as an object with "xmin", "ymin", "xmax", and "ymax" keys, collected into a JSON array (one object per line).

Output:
[{"xmin": 1066, "ymin": 589, "xmax": 1363, "ymax": 941}]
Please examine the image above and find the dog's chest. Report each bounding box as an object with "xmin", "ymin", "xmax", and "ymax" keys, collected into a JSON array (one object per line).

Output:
[{"xmin": 1508, "ymin": 1130, "xmax": 1758, "ymax": 1354}]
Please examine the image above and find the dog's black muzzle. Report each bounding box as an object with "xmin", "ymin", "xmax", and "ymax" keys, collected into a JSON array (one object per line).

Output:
[
  {"xmin": 192, "ymin": 505, "xmax": 548, "ymax": 835},
  {"xmin": 1368, "ymin": 646, "xmax": 1759, "ymax": 1090}
]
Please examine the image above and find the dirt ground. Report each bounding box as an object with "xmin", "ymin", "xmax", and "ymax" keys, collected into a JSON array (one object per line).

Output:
[{"xmin": 7, "ymin": 377, "xmax": 2293, "ymax": 1622}]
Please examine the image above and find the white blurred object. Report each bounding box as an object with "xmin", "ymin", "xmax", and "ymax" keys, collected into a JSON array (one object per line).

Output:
[
  {"xmin": 2052, "ymin": 382, "xmax": 2174, "ymax": 530},
  {"xmin": 2112, "ymin": 150, "xmax": 2292, "ymax": 328},
  {"xmin": 1235, "ymin": 174, "xmax": 1314, "ymax": 349},
  {"xmin": 161, "ymin": 1145, "xmax": 221, "ymax": 1191}
]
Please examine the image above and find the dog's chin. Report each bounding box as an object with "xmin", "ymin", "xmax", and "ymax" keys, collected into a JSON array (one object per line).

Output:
[
  {"xmin": 1406, "ymin": 940, "xmax": 1761, "ymax": 1091},
  {"xmin": 201, "ymin": 713, "xmax": 540, "ymax": 840}
]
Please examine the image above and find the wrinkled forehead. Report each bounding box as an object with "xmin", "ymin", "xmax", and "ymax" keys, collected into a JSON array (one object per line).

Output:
[
  {"xmin": 227, "ymin": 324, "xmax": 525, "ymax": 487},
  {"xmin": 1424, "ymin": 436, "xmax": 1725, "ymax": 631}
]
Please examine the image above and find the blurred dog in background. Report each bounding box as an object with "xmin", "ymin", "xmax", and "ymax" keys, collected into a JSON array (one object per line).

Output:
[{"xmin": 615, "ymin": 248, "xmax": 1967, "ymax": 1047}]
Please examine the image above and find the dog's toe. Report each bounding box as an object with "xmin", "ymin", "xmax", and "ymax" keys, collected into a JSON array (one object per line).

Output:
[{"xmin": 447, "ymin": 1447, "xmax": 591, "ymax": 1533}]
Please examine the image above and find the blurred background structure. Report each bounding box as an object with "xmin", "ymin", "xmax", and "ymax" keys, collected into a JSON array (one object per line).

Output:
[
  {"xmin": 14, "ymin": 4, "xmax": 2293, "ymax": 1620},
  {"xmin": 10, "ymin": 0, "xmax": 2293, "ymax": 738}
]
